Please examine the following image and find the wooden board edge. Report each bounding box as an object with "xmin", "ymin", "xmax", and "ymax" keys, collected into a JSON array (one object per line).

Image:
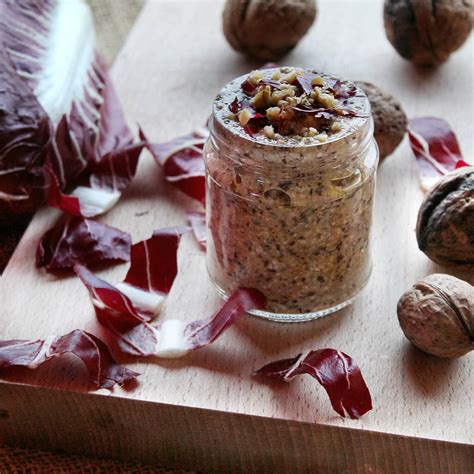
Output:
[{"xmin": 0, "ymin": 382, "xmax": 472, "ymax": 473}]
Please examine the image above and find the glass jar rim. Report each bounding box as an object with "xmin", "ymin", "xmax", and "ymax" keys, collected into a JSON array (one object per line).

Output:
[
  {"xmin": 209, "ymin": 68, "xmax": 374, "ymax": 173},
  {"xmin": 208, "ymin": 113, "xmax": 375, "ymax": 175}
]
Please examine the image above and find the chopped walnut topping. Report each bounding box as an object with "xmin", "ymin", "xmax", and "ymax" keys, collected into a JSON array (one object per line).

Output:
[
  {"xmin": 238, "ymin": 108, "xmax": 253, "ymax": 126},
  {"xmin": 266, "ymin": 106, "xmax": 281, "ymax": 121},
  {"xmin": 248, "ymin": 70, "xmax": 263, "ymax": 85},
  {"xmin": 270, "ymin": 88, "xmax": 295, "ymax": 106},
  {"xmin": 314, "ymin": 89, "xmax": 338, "ymax": 108},
  {"xmin": 251, "ymin": 85, "xmax": 272, "ymax": 108},
  {"xmin": 316, "ymin": 132, "xmax": 328, "ymax": 142},
  {"xmin": 282, "ymin": 70, "xmax": 303, "ymax": 83},
  {"xmin": 263, "ymin": 125, "xmax": 275, "ymax": 138},
  {"xmin": 228, "ymin": 67, "xmax": 362, "ymax": 139},
  {"xmin": 311, "ymin": 76, "xmax": 325, "ymax": 86},
  {"xmin": 271, "ymin": 70, "xmax": 282, "ymax": 80}
]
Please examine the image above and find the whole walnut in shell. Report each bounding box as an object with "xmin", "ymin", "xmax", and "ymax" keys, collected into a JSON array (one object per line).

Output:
[
  {"xmin": 397, "ymin": 274, "xmax": 474, "ymax": 358},
  {"xmin": 384, "ymin": 0, "xmax": 473, "ymax": 66},
  {"xmin": 356, "ymin": 81, "xmax": 407, "ymax": 159},
  {"xmin": 223, "ymin": 0, "xmax": 317, "ymax": 61},
  {"xmin": 417, "ymin": 167, "xmax": 474, "ymax": 265}
]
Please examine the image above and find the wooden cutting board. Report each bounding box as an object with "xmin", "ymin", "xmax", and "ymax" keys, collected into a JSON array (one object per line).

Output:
[{"xmin": 1, "ymin": 1, "xmax": 473, "ymax": 472}]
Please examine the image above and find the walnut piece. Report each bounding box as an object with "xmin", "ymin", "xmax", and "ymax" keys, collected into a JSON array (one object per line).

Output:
[
  {"xmin": 384, "ymin": 0, "xmax": 473, "ymax": 66},
  {"xmin": 416, "ymin": 167, "xmax": 474, "ymax": 266},
  {"xmin": 222, "ymin": 0, "xmax": 317, "ymax": 61},
  {"xmin": 397, "ymin": 274, "xmax": 474, "ymax": 358},
  {"xmin": 355, "ymin": 81, "xmax": 407, "ymax": 160}
]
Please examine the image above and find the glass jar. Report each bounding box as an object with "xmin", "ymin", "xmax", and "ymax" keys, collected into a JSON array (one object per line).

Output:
[{"xmin": 204, "ymin": 68, "xmax": 378, "ymax": 322}]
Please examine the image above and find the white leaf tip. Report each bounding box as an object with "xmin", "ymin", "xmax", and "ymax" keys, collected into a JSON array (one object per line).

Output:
[{"xmin": 155, "ymin": 319, "xmax": 189, "ymax": 359}]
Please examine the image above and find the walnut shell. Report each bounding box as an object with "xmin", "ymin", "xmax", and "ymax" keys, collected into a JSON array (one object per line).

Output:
[
  {"xmin": 222, "ymin": 0, "xmax": 317, "ymax": 61},
  {"xmin": 397, "ymin": 274, "xmax": 474, "ymax": 358},
  {"xmin": 416, "ymin": 167, "xmax": 474, "ymax": 265},
  {"xmin": 384, "ymin": 0, "xmax": 473, "ymax": 66},
  {"xmin": 355, "ymin": 81, "xmax": 407, "ymax": 160}
]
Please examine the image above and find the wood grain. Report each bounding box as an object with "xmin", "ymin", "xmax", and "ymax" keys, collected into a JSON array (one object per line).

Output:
[
  {"xmin": 0, "ymin": 382, "xmax": 472, "ymax": 473},
  {"xmin": 1, "ymin": 0, "xmax": 473, "ymax": 471}
]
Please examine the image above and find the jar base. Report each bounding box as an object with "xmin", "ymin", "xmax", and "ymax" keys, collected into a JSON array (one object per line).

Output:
[
  {"xmin": 249, "ymin": 297, "xmax": 356, "ymax": 322},
  {"xmin": 212, "ymin": 282, "xmax": 358, "ymax": 323}
]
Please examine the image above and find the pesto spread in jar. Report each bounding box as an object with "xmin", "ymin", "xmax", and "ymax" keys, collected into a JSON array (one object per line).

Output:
[{"xmin": 205, "ymin": 67, "xmax": 378, "ymax": 321}]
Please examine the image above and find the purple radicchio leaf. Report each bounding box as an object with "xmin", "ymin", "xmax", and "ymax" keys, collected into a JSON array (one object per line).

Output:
[
  {"xmin": 254, "ymin": 349, "xmax": 372, "ymax": 419},
  {"xmin": 140, "ymin": 128, "xmax": 207, "ymax": 206},
  {"xmin": 36, "ymin": 216, "xmax": 131, "ymax": 271},
  {"xmin": 327, "ymin": 79, "xmax": 357, "ymax": 99},
  {"xmin": 188, "ymin": 211, "xmax": 207, "ymax": 250},
  {"xmin": 78, "ymin": 248, "xmax": 266, "ymax": 358},
  {"xmin": 0, "ymin": 329, "xmax": 139, "ymax": 390},
  {"xmin": 45, "ymin": 141, "xmax": 144, "ymax": 218},
  {"xmin": 0, "ymin": 0, "xmax": 140, "ymax": 220},
  {"xmin": 296, "ymin": 74, "xmax": 314, "ymax": 95},
  {"xmin": 408, "ymin": 117, "xmax": 471, "ymax": 191},
  {"xmin": 0, "ymin": 45, "xmax": 52, "ymax": 223},
  {"xmin": 75, "ymin": 226, "xmax": 188, "ymax": 330}
]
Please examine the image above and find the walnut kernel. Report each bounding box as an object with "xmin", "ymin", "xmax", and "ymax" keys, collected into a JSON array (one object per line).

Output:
[{"xmin": 238, "ymin": 108, "xmax": 252, "ymax": 126}]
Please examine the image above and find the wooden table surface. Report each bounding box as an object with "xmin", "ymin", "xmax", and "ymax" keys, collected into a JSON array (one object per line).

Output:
[{"xmin": 1, "ymin": 1, "xmax": 473, "ymax": 472}]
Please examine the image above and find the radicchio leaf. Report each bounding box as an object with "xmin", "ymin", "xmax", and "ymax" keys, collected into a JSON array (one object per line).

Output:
[
  {"xmin": 0, "ymin": 45, "xmax": 52, "ymax": 223},
  {"xmin": 254, "ymin": 349, "xmax": 372, "ymax": 419},
  {"xmin": 153, "ymin": 287, "xmax": 266, "ymax": 357},
  {"xmin": 140, "ymin": 128, "xmax": 207, "ymax": 206},
  {"xmin": 46, "ymin": 141, "xmax": 144, "ymax": 217},
  {"xmin": 296, "ymin": 74, "xmax": 314, "ymax": 96},
  {"xmin": 455, "ymin": 160, "xmax": 470, "ymax": 169},
  {"xmin": 327, "ymin": 79, "xmax": 357, "ymax": 99},
  {"xmin": 241, "ymin": 77, "xmax": 281, "ymax": 96},
  {"xmin": 0, "ymin": 0, "xmax": 139, "ymax": 220},
  {"xmin": 229, "ymin": 97, "xmax": 240, "ymax": 114},
  {"xmin": 259, "ymin": 79, "xmax": 281, "ymax": 89},
  {"xmin": 36, "ymin": 216, "xmax": 131, "ymax": 271},
  {"xmin": 121, "ymin": 226, "xmax": 186, "ymax": 298},
  {"xmin": 75, "ymin": 265, "xmax": 161, "ymax": 356},
  {"xmin": 78, "ymin": 263, "xmax": 267, "ymax": 358},
  {"xmin": 292, "ymin": 106, "xmax": 364, "ymax": 119},
  {"xmin": 0, "ymin": 330, "xmax": 138, "ymax": 389},
  {"xmin": 182, "ymin": 288, "xmax": 266, "ymax": 352},
  {"xmin": 188, "ymin": 212, "xmax": 207, "ymax": 250},
  {"xmin": 292, "ymin": 107, "xmax": 333, "ymax": 122},
  {"xmin": 408, "ymin": 117, "xmax": 471, "ymax": 191},
  {"xmin": 243, "ymin": 112, "xmax": 269, "ymax": 136},
  {"xmin": 241, "ymin": 78, "xmax": 258, "ymax": 95},
  {"xmin": 75, "ymin": 227, "xmax": 187, "ymax": 325}
]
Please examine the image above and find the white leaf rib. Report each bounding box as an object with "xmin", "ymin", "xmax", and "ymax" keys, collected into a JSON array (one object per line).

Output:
[
  {"xmin": 28, "ymin": 335, "xmax": 57, "ymax": 369},
  {"xmin": 74, "ymin": 101, "xmax": 100, "ymax": 134},
  {"xmin": 161, "ymin": 139, "xmax": 206, "ymax": 164},
  {"xmin": 6, "ymin": 48, "xmax": 42, "ymax": 63},
  {"xmin": 0, "ymin": 191, "xmax": 30, "ymax": 202},
  {"xmin": 48, "ymin": 217, "xmax": 70, "ymax": 266},
  {"xmin": 144, "ymin": 241, "xmax": 152, "ymax": 292},
  {"xmin": 50, "ymin": 136, "xmax": 66, "ymax": 185},
  {"xmin": 68, "ymin": 129, "xmax": 89, "ymax": 170},
  {"xmin": 284, "ymin": 350, "xmax": 310, "ymax": 382}
]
